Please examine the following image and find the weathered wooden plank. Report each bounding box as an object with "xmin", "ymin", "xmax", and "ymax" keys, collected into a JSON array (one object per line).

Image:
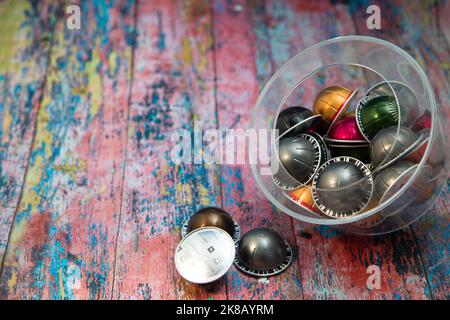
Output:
[
  {"xmin": 387, "ymin": 0, "xmax": 450, "ymax": 300},
  {"xmin": 0, "ymin": 0, "xmax": 55, "ymax": 272},
  {"xmin": 213, "ymin": 0, "xmax": 304, "ymax": 300},
  {"xmin": 112, "ymin": 0, "xmax": 226, "ymax": 300},
  {"xmin": 351, "ymin": 0, "xmax": 449, "ymax": 300},
  {"xmin": 439, "ymin": 0, "xmax": 450, "ymax": 46},
  {"xmin": 0, "ymin": 0, "xmax": 136, "ymax": 299},
  {"xmin": 265, "ymin": 0, "xmax": 430, "ymax": 299}
]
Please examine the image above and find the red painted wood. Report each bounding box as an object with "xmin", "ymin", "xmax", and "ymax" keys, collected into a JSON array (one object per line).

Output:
[
  {"xmin": 213, "ymin": 0, "xmax": 304, "ymax": 300},
  {"xmin": 0, "ymin": 0, "xmax": 55, "ymax": 270},
  {"xmin": 112, "ymin": 0, "xmax": 226, "ymax": 300},
  {"xmin": 0, "ymin": 0, "xmax": 135, "ymax": 299}
]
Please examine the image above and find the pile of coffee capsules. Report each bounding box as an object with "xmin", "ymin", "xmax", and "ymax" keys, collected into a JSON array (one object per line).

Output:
[
  {"xmin": 273, "ymin": 81, "xmax": 431, "ymax": 221},
  {"xmin": 175, "ymin": 207, "xmax": 293, "ymax": 283}
]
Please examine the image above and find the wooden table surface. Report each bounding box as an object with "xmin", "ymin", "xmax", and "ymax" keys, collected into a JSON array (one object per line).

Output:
[{"xmin": 0, "ymin": 0, "xmax": 448, "ymax": 300}]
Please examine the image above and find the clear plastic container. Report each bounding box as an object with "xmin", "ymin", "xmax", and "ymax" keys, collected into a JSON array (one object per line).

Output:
[{"xmin": 249, "ymin": 36, "xmax": 447, "ymax": 235}]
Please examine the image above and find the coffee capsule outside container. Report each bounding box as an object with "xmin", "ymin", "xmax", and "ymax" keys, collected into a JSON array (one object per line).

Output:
[
  {"xmin": 234, "ymin": 227, "xmax": 292, "ymax": 277},
  {"xmin": 370, "ymin": 126, "xmax": 424, "ymax": 170},
  {"xmin": 181, "ymin": 207, "xmax": 241, "ymax": 242},
  {"xmin": 365, "ymin": 80, "xmax": 419, "ymax": 127},
  {"xmin": 311, "ymin": 156, "xmax": 374, "ymax": 218},
  {"xmin": 175, "ymin": 227, "xmax": 236, "ymax": 284}
]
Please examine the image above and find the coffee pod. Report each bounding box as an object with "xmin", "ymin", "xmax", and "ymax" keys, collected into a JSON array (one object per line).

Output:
[
  {"xmin": 411, "ymin": 110, "xmax": 431, "ymax": 132},
  {"xmin": 272, "ymin": 163, "xmax": 304, "ymax": 191},
  {"xmin": 175, "ymin": 227, "xmax": 235, "ymax": 284},
  {"xmin": 404, "ymin": 129, "xmax": 430, "ymax": 163},
  {"xmin": 311, "ymin": 157, "xmax": 374, "ymax": 218},
  {"xmin": 273, "ymin": 135, "xmax": 322, "ymax": 188},
  {"xmin": 371, "ymin": 126, "xmax": 424, "ymax": 169},
  {"xmin": 326, "ymin": 116, "xmax": 367, "ymax": 143},
  {"xmin": 313, "ymin": 86, "xmax": 358, "ymax": 129},
  {"xmin": 285, "ymin": 185, "xmax": 321, "ymax": 215},
  {"xmin": 373, "ymin": 160, "xmax": 418, "ymax": 205},
  {"xmin": 181, "ymin": 207, "xmax": 241, "ymax": 242},
  {"xmin": 356, "ymin": 95, "xmax": 400, "ymax": 141},
  {"xmin": 323, "ymin": 117, "xmax": 370, "ymax": 163},
  {"xmin": 276, "ymin": 106, "xmax": 321, "ymax": 139},
  {"xmin": 366, "ymin": 80, "xmax": 419, "ymax": 126},
  {"xmin": 326, "ymin": 142, "xmax": 371, "ymax": 164},
  {"xmin": 302, "ymin": 132, "xmax": 330, "ymax": 165},
  {"xmin": 234, "ymin": 227, "xmax": 292, "ymax": 277}
]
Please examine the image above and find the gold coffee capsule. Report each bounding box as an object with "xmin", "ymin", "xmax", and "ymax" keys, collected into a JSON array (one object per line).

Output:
[{"xmin": 313, "ymin": 86, "xmax": 357, "ymax": 125}]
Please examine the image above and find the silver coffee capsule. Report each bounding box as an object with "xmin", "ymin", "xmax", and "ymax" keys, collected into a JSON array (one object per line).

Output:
[
  {"xmin": 312, "ymin": 156, "xmax": 374, "ymax": 218},
  {"xmin": 234, "ymin": 227, "xmax": 292, "ymax": 277},
  {"xmin": 273, "ymin": 135, "xmax": 321, "ymax": 188},
  {"xmin": 366, "ymin": 80, "xmax": 419, "ymax": 127},
  {"xmin": 371, "ymin": 126, "xmax": 424, "ymax": 170},
  {"xmin": 373, "ymin": 160, "xmax": 418, "ymax": 204},
  {"xmin": 175, "ymin": 227, "xmax": 236, "ymax": 284},
  {"xmin": 181, "ymin": 207, "xmax": 241, "ymax": 242},
  {"xmin": 272, "ymin": 164, "xmax": 304, "ymax": 191}
]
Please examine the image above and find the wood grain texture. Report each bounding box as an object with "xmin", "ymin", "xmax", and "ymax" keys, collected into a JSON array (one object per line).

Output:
[
  {"xmin": 387, "ymin": 0, "xmax": 450, "ymax": 300},
  {"xmin": 213, "ymin": 0, "xmax": 304, "ymax": 300},
  {"xmin": 0, "ymin": 0, "xmax": 448, "ymax": 300},
  {"xmin": 351, "ymin": 0, "xmax": 449, "ymax": 299},
  {"xmin": 0, "ymin": 0, "xmax": 136, "ymax": 299},
  {"xmin": 0, "ymin": 0, "xmax": 55, "ymax": 269},
  {"xmin": 112, "ymin": 0, "xmax": 226, "ymax": 300}
]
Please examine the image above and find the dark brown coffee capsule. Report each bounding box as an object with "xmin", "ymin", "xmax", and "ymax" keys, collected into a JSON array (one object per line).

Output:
[{"xmin": 181, "ymin": 207, "xmax": 241, "ymax": 241}]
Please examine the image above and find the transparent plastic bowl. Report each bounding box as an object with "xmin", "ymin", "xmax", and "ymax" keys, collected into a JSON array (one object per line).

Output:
[{"xmin": 249, "ymin": 36, "xmax": 447, "ymax": 235}]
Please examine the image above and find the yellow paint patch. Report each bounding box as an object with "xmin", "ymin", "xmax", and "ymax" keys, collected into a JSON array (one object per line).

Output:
[
  {"xmin": 181, "ymin": 38, "xmax": 192, "ymax": 66},
  {"xmin": 108, "ymin": 51, "xmax": 117, "ymax": 74},
  {"xmin": 199, "ymin": 184, "xmax": 210, "ymax": 206},
  {"xmin": 86, "ymin": 43, "xmax": 103, "ymax": 118},
  {"xmin": 0, "ymin": 0, "xmax": 32, "ymax": 73},
  {"xmin": 99, "ymin": 184, "xmax": 107, "ymax": 194},
  {"xmin": 53, "ymin": 160, "xmax": 87, "ymax": 179},
  {"xmin": 59, "ymin": 268, "xmax": 65, "ymax": 300},
  {"xmin": 2, "ymin": 108, "xmax": 12, "ymax": 144},
  {"xmin": 7, "ymin": 266, "xmax": 17, "ymax": 293}
]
